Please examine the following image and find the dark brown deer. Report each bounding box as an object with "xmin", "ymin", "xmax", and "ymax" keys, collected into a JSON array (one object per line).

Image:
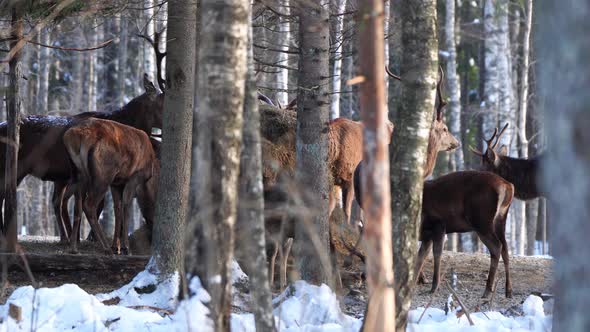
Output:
[
  {"xmin": 417, "ymin": 171, "xmax": 514, "ymax": 298},
  {"xmin": 64, "ymin": 118, "xmax": 160, "ymax": 254},
  {"xmin": 470, "ymin": 123, "xmax": 545, "ymax": 200},
  {"xmin": 0, "ymin": 75, "xmax": 164, "ymax": 242},
  {"xmin": 354, "ymin": 171, "xmax": 515, "ymax": 298}
]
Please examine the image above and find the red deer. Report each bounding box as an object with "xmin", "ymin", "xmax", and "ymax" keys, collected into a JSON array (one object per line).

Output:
[
  {"xmin": 0, "ymin": 75, "xmax": 164, "ymax": 242},
  {"xmin": 64, "ymin": 118, "xmax": 160, "ymax": 254},
  {"xmin": 354, "ymin": 171, "xmax": 515, "ymax": 298},
  {"xmin": 470, "ymin": 123, "xmax": 545, "ymax": 200}
]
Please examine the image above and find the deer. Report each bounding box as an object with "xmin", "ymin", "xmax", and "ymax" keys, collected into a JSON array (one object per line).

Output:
[
  {"xmin": 353, "ymin": 170, "xmax": 515, "ymax": 298},
  {"xmin": 63, "ymin": 118, "xmax": 160, "ymax": 254},
  {"xmin": 470, "ymin": 123, "xmax": 545, "ymax": 200},
  {"xmin": 0, "ymin": 74, "xmax": 164, "ymax": 242}
]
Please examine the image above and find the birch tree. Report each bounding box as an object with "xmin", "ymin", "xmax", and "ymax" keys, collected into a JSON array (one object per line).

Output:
[
  {"xmin": 294, "ymin": 0, "xmax": 332, "ymax": 284},
  {"xmin": 330, "ymin": 0, "xmax": 346, "ymax": 119},
  {"xmin": 193, "ymin": 0, "xmax": 249, "ymax": 329},
  {"xmin": 391, "ymin": 0, "xmax": 439, "ymax": 328},
  {"xmin": 235, "ymin": 13, "xmax": 276, "ymax": 330},
  {"xmin": 538, "ymin": 0, "xmax": 590, "ymax": 329}
]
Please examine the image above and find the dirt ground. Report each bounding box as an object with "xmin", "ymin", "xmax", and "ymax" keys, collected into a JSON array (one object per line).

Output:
[
  {"xmin": 341, "ymin": 251, "xmax": 553, "ymax": 318},
  {"xmin": 0, "ymin": 238, "xmax": 553, "ymax": 321}
]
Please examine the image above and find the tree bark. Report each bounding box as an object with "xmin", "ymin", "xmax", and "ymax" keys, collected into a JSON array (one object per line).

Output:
[
  {"xmin": 294, "ymin": 0, "xmax": 332, "ymax": 285},
  {"xmin": 538, "ymin": 0, "xmax": 590, "ymax": 328},
  {"xmin": 152, "ymin": 0, "xmax": 196, "ymax": 277},
  {"xmin": 391, "ymin": 0, "xmax": 438, "ymax": 329},
  {"xmin": 330, "ymin": 0, "xmax": 346, "ymax": 120},
  {"xmin": 445, "ymin": 0, "xmax": 464, "ymax": 172},
  {"xmin": 3, "ymin": 9, "xmax": 23, "ymax": 251},
  {"xmin": 235, "ymin": 14, "xmax": 276, "ymax": 331},
  {"xmin": 117, "ymin": 14, "xmax": 129, "ymax": 106},
  {"xmin": 387, "ymin": 0, "xmax": 401, "ymax": 121},
  {"xmin": 193, "ymin": 0, "xmax": 248, "ymax": 329},
  {"xmin": 358, "ymin": 0, "xmax": 395, "ymax": 330}
]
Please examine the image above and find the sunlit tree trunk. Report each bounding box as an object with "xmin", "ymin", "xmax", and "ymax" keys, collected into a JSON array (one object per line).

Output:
[
  {"xmin": 358, "ymin": 0, "xmax": 395, "ymax": 330},
  {"xmin": 117, "ymin": 14, "xmax": 128, "ymax": 106},
  {"xmin": 538, "ymin": 0, "xmax": 590, "ymax": 328},
  {"xmin": 391, "ymin": 0, "xmax": 438, "ymax": 329}
]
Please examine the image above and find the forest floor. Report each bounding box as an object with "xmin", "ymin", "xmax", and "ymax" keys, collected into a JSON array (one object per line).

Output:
[
  {"xmin": 341, "ymin": 251, "xmax": 554, "ymax": 318},
  {"xmin": 0, "ymin": 238, "xmax": 553, "ymax": 321}
]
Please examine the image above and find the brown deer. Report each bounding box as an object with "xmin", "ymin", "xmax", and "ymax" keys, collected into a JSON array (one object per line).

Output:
[
  {"xmin": 0, "ymin": 74, "xmax": 164, "ymax": 242},
  {"xmin": 470, "ymin": 123, "xmax": 545, "ymax": 200},
  {"xmin": 64, "ymin": 118, "xmax": 160, "ymax": 254},
  {"xmin": 354, "ymin": 171, "xmax": 515, "ymax": 298}
]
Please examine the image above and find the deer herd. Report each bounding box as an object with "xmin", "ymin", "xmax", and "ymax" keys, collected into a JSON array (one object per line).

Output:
[{"xmin": 0, "ymin": 54, "xmax": 545, "ymax": 298}]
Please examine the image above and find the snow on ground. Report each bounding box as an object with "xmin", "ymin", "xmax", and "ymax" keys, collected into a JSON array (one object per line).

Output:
[{"xmin": 0, "ymin": 258, "xmax": 552, "ymax": 332}]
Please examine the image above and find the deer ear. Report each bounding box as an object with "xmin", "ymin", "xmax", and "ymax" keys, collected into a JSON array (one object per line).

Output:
[
  {"xmin": 143, "ymin": 73, "xmax": 157, "ymax": 95},
  {"xmin": 498, "ymin": 144, "xmax": 508, "ymax": 156}
]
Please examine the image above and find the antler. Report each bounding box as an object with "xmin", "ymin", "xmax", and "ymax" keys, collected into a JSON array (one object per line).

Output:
[
  {"xmin": 436, "ymin": 66, "xmax": 447, "ymax": 121},
  {"xmin": 491, "ymin": 123, "xmax": 509, "ymax": 150},
  {"xmin": 138, "ymin": 28, "xmax": 167, "ymax": 91},
  {"xmin": 385, "ymin": 66, "xmax": 402, "ymax": 81},
  {"xmin": 257, "ymin": 91, "xmax": 275, "ymax": 106}
]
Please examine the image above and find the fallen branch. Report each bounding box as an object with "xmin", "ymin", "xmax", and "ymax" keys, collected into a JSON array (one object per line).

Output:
[
  {"xmin": 445, "ymin": 281, "xmax": 474, "ymax": 326},
  {"xmin": 0, "ymin": 253, "xmax": 149, "ymax": 272},
  {"xmin": 127, "ymin": 305, "xmax": 173, "ymax": 316}
]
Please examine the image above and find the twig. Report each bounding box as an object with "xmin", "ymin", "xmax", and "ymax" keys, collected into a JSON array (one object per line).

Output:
[
  {"xmin": 127, "ymin": 305, "xmax": 173, "ymax": 316},
  {"xmin": 445, "ymin": 281, "xmax": 474, "ymax": 326},
  {"xmin": 417, "ymin": 288, "xmax": 439, "ymax": 324},
  {"xmin": 26, "ymin": 38, "xmax": 114, "ymax": 52}
]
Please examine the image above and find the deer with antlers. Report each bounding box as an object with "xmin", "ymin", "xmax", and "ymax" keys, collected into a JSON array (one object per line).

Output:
[{"xmin": 470, "ymin": 123, "xmax": 545, "ymax": 200}]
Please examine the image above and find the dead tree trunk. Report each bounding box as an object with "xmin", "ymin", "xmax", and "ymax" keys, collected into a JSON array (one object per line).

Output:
[
  {"xmin": 193, "ymin": 0, "xmax": 248, "ymax": 329},
  {"xmin": 235, "ymin": 15, "xmax": 276, "ymax": 331},
  {"xmin": 152, "ymin": 0, "xmax": 196, "ymax": 277},
  {"xmin": 391, "ymin": 0, "xmax": 439, "ymax": 329},
  {"xmin": 3, "ymin": 9, "xmax": 23, "ymax": 252},
  {"xmin": 358, "ymin": 0, "xmax": 395, "ymax": 331},
  {"xmin": 294, "ymin": 0, "xmax": 332, "ymax": 285}
]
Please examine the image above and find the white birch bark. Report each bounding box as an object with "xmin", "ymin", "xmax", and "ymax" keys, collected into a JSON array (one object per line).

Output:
[
  {"xmin": 144, "ymin": 0, "xmax": 157, "ymax": 83},
  {"xmin": 275, "ymin": 0, "xmax": 290, "ymax": 106},
  {"xmin": 446, "ymin": 0, "xmax": 464, "ymax": 172},
  {"xmin": 330, "ymin": 0, "xmax": 346, "ymax": 119}
]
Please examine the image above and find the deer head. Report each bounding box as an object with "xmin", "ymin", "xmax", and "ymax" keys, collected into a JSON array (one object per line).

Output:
[
  {"xmin": 429, "ymin": 67, "xmax": 460, "ymax": 153},
  {"xmin": 470, "ymin": 123, "xmax": 509, "ymax": 170}
]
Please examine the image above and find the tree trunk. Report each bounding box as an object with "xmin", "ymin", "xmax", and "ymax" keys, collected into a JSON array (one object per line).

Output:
[
  {"xmin": 482, "ymin": 0, "xmax": 500, "ymax": 137},
  {"xmin": 445, "ymin": 0, "xmax": 463, "ymax": 172},
  {"xmin": 538, "ymin": 0, "xmax": 590, "ymax": 328},
  {"xmin": 144, "ymin": 0, "xmax": 158, "ymax": 83},
  {"xmin": 387, "ymin": 0, "xmax": 401, "ymax": 121},
  {"xmin": 330, "ymin": 0, "xmax": 346, "ymax": 120},
  {"xmin": 117, "ymin": 14, "xmax": 129, "ymax": 106},
  {"xmin": 235, "ymin": 16, "xmax": 276, "ymax": 331},
  {"xmin": 391, "ymin": 0, "xmax": 438, "ymax": 329},
  {"xmin": 193, "ymin": 0, "xmax": 248, "ymax": 329},
  {"xmin": 152, "ymin": 0, "xmax": 196, "ymax": 277},
  {"xmin": 274, "ymin": 0, "xmax": 290, "ymax": 106},
  {"xmin": 294, "ymin": 0, "xmax": 332, "ymax": 285},
  {"xmin": 526, "ymin": 198, "xmax": 538, "ymax": 255},
  {"xmin": 358, "ymin": 1, "xmax": 395, "ymax": 330},
  {"xmin": 3, "ymin": 9, "xmax": 23, "ymax": 251}
]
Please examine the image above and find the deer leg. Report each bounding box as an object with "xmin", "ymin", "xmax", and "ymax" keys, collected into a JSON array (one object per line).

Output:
[
  {"xmin": 414, "ymin": 239, "xmax": 432, "ymax": 285},
  {"xmin": 86, "ymin": 198, "xmax": 105, "ymax": 242},
  {"xmin": 499, "ymin": 229, "xmax": 512, "ymax": 298},
  {"xmin": 120, "ymin": 179, "xmax": 141, "ymax": 256},
  {"xmin": 69, "ymin": 189, "xmax": 83, "ymax": 254},
  {"xmin": 280, "ymin": 238, "xmax": 293, "ymax": 292},
  {"xmin": 52, "ymin": 182, "xmax": 70, "ymax": 243},
  {"xmin": 342, "ymin": 182, "xmax": 354, "ymax": 225},
  {"xmin": 430, "ymin": 234, "xmax": 445, "ymax": 294},
  {"xmin": 269, "ymin": 239, "xmax": 279, "ymax": 289},
  {"xmin": 478, "ymin": 232, "xmax": 502, "ymax": 298},
  {"xmin": 328, "ymin": 186, "xmax": 337, "ymax": 219},
  {"xmin": 82, "ymin": 187, "xmax": 112, "ymax": 255},
  {"xmin": 111, "ymin": 187, "xmax": 123, "ymax": 254}
]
